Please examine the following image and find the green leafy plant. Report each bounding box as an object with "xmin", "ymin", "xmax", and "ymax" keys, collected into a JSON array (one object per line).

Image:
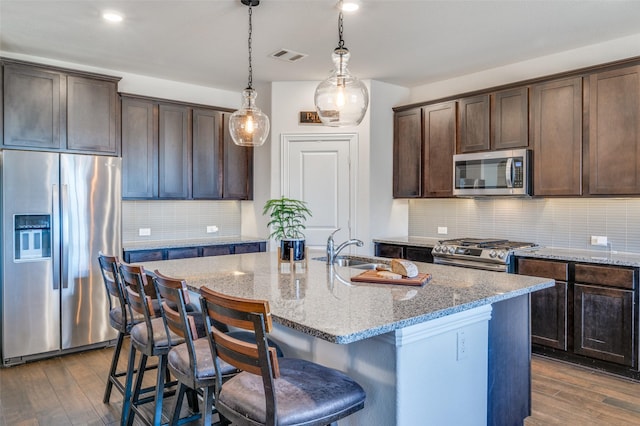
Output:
[{"xmin": 263, "ymin": 196, "xmax": 312, "ymax": 240}]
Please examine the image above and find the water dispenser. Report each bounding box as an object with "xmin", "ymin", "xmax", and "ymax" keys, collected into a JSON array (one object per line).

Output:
[{"xmin": 14, "ymin": 214, "xmax": 51, "ymax": 261}]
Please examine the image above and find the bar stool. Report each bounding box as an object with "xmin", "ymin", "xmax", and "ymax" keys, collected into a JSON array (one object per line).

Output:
[
  {"xmin": 98, "ymin": 252, "xmax": 132, "ymax": 403},
  {"xmin": 200, "ymin": 287, "xmax": 366, "ymax": 426},
  {"xmin": 153, "ymin": 271, "xmax": 240, "ymax": 425},
  {"xmin": 120, "ymin": 263, "xmax": 183, "ymax": 426}
]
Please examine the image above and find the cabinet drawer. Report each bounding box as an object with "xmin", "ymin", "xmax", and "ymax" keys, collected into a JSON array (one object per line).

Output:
[
  {"xmin": 234, "ymin": 243, "xmax": 260, "ymax": 254},
  {"xmin": 405, "ymin": 247, "xmax": 433, "ymax": 263},
  {"xmin": 518, "ymin": 258, "xmax": 568, "ymax": 281},
  {"xmin": 202, "ymin": 245, "xmax": 232, "ymax": 257},
  {"xmin": 167, "ymin": 247, "xmax": 198, "ymax": 260},
  {"xmin": 126, "ymin": 250, "xmax": 164, "ymax": 263},
  {"xmin": 575, "ymin": 264, "xmax": 636, "ymax": 289},
  {"xmin": 374, "ymin": 243, "xmax": 404, "ymax": 259}
]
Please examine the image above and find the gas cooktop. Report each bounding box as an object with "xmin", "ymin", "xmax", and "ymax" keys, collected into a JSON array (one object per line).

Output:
[{"xmin": 431, "ymin": 238, "xmax": 538, "ymax": 272}]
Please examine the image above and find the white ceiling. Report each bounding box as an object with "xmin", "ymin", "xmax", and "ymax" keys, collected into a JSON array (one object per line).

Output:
[{"xmin": 2, "ymin": 0, "xmax": 640, "ymax": 92}]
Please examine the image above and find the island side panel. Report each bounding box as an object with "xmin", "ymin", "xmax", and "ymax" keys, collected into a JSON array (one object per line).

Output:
[{"xmin": 488, "ymin": 293, "xmax": 532, "ymax": 425}]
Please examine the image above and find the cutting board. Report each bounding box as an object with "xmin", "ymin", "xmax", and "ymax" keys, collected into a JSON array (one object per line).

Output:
[{"xmin": 350, "ymin": 270, "xmax": 432, "ymax": 286}]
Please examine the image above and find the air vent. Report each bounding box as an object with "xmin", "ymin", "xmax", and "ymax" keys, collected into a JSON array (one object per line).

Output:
[{"xmin": 269, "ymin": 48, "xmax": 308, "ymax": 63}]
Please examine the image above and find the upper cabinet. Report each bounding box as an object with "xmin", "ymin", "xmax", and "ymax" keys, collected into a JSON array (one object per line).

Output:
[
  {"xmin": 2, "ymin": 60, "xmax": 119, "ymax": 154},
  {"xmin": 423, "ymin": 102, "xmax": 456, "ymax": 197},
  {"xmin": 393, "ymin": 102, "xmax": 455, "ymax": 198},
  {"xmin": 588, "ymin": 65, "xmax": 640, "ymax": 195},
  {"xmin": 492, "ymin": 87, "xmax": 528, "ymax": 150},
  {"xmin": 121, "ymin": 95, "xmax": 252, "ymax": 200},
  {"xmin": 395, "ymin": 57, "xmax": 640, "ymax": 198},
  {"xmin": 531, "ymin": 77, "xmax": 583, "ymax": 196},
  {"xmin": 458, "ymin": 95, "xmax": 490, "ymax": 153},
  {"xmin": 192, "ymin": 108, "xmax": 223, "ymax": 199},
  {"xmin": 393, "ymin": 108, "xmax": 422, "ymax": 198},
  {"xmin": 458, "ymin": 88, "xmax": 528, "ymax": 153},
  {"xmin": 222, "ymin": 113, "xmax": 253, "ymax": 200}
]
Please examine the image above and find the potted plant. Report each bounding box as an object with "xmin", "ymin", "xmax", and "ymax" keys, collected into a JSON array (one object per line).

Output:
[{"xmin": 263, "ymin": 196, "xmax": 312, "ymax": 261}]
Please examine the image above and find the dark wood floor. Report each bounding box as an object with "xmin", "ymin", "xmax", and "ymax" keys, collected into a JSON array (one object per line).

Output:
[{"xmin": 2, "ymin": 344, "xmax": 640, "ymax": 425}]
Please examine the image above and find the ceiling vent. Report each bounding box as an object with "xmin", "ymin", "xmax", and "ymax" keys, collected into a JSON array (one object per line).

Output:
[{"xmin": 269, "ymin": 49, "xmax": 308, "ymax": 63}]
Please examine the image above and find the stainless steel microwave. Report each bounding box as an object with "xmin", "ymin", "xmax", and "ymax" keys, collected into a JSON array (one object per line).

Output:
[{"xmin": 453, "ymin": 149, "xmax": 532, "ymax": 196}]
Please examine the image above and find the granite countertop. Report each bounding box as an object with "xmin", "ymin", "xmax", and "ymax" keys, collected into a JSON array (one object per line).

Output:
[
  {"xmin": 123, "ymin": 236, "xmax": 268, "ymax": 251},
  {"xmin": 140, "ymin": 250, "xmax": 553, "ymax": 344},
  {"xmin": 515, "ymin": 247, "xmax": 640, "ymax": 268},
  {"xmin": 375, "ymin": 236, "xmax": 640, "ymax": 268}
]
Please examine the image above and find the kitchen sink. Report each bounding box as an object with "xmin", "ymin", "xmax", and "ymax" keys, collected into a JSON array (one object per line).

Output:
[{"xmin": 312, "ymin": 256, "xmax": 388, "ymax": 270}]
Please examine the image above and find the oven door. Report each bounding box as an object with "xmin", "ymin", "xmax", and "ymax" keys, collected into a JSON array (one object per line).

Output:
[{"xmin": 453, "ymin": 149, "xmax": 531, "ymax": 196}]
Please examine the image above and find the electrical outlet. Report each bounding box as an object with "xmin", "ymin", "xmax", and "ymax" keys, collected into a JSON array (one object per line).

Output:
[
  {"xmin": 437, "ymin": 226, "xmax": 448, "ymax": 235},
  {"xmin": 457, "ymin": 331, "xmax": 467, "ymax": 360},
  {"xmin": 590, "ymin": 236, "xmax": 608, "ymax": 246},
  {"xmin": 206, "ymin": 225, "xmax": 219, "ymax": 233},
  {"xmin": 138, "ymin": 228, "xmax": 151, "ymax": 236}
]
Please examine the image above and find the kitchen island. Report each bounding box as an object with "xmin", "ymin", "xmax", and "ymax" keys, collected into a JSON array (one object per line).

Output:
[{"xmin": 141, "ymin": 250, "xmax": 553, "ymax": 426}]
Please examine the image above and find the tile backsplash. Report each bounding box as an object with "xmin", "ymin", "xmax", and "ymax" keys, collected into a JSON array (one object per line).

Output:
[
  {"xmin": 122, "ymin": 200, "xmax": 241, "ymax": 243},
  {"xmin": 409, "ymin": 198, "xmax": 640, "ymax": 253}
]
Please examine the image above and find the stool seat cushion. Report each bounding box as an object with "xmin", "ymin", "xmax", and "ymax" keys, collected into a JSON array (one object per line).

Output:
[
  {"xmin": 109, "ymin": 307, "xmax": 143, "ymax": 332},
  {"xmin": 130, "ymin": 317, "xmax": 184, "ymax": 349},
  {"xmin": 168, "ymin": 339, "xmax": 238, "ymax": 380},
  {"xmin": 218, "ymin": 358, "xmax": 366, "ymax": 425}
]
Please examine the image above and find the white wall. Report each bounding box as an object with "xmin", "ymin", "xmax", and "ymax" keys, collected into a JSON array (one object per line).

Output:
[
  {"xmin": 269, "ymin": 80, "xmax": 409, "ymax": 255},
  {"xmin": 410, "ymin": 33, "xmax": 640, "ymax": 103}
]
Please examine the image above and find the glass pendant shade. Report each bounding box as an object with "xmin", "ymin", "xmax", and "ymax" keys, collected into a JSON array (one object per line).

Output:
[
  {"xmin": 229, "ymin": 88, "xmax": 270, "ymax": 147},
  {"xmin": 315, "ymin": 48, "xmax": 369, "ymax": 127}
]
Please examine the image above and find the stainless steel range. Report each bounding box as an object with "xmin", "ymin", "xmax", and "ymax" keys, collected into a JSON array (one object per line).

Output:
[{"xmin": 432, "ymin": 238, "xmax": 537, "ymax": 272}]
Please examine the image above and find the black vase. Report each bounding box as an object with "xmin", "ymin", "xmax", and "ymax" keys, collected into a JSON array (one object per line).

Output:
[{"xmin": 280, "ymin": 239, "xmax": 305, "ymax": 261}]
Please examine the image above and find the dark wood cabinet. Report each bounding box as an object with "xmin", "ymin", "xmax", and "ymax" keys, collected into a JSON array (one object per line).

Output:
[
  {"xmin": 458, "ymin": 89, "xmax": 528, "ymax": 153},
  {"xmin": 3, "ymin": 64, "xmax": 63, "ymax": 149},
  {"xmin": 66, "ymin": 76, "xmax": 118, "ymax": 154},
  {"xmin": 458, "ymin": 95, "xmax": 490, "ymax": 153},
  {"xmin": 222, "ymin": 113, "xmax": 253, "ymax": 200},
  {"xmin": 124, "ymin": 241, "xmax": 265, "ymax": 263},
  {"xmin": 166, "ymin": 247, "xmax": 198, "ymax": 260},
  {"xmin": 126, "ymin": 249, "xmax": 164, "ymax": 263},
  {"xmin": 374, "ymin": 242, "xmax": 434, "ymax": 263},
  {"xmin": 158, "ymin": 104, "xmax": 191, "ymax": 199},
  {"xmin": 517, "ymin": 258, "xmax": 568, "ymax": 350},
  {"xmin": 192, "ymin": 108, "xmax": 223, "ymax": 199},
  {"xmin": 492, "ymin": 87, "xmax": 529, "ymax": 150},
  {"xmin": 2, "ymin": 60, "xmax": 119, "ymax": 154},
  {"xmin": 574, "ymin": 264, "xmax": 636, "ymax": 367},
  {"xmin": 588, "ymin": 65, "xmax": 640, "ymax": 195},
  {"xmin": 531, "ymin": 77, "xmax": 582, "ymax": 196},
  {"xmin": 393, "ymin": 108, "xmax": 422, "ymax": 198},
  {"xmin": 201, "ymin": 245, "xmax": 232, "ymax": 257},
  {"xmin": 121, "ymin": 97, "xmax": 157, "ymax": 198},
  {"xmin": 422, "ymin": 102, "xmax": 456, "ymax": 197},
  {"xmin": 121, "ymin": 96, "xmax": 251, "ymax": 200}
]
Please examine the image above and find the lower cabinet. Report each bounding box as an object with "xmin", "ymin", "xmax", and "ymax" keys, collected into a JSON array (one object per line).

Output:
[
  {"xmin": 574, "ymin": 264, "xmax": 636, "ymax": 367},
  {"xmin": 374, "ymin": 243, "xmax": 434, "ymax": 263},
  {"xmin": 124, "ymin": 241, "xmax": 266, "ymax": 263},
  {"xmin": 517, "ymin": 257, "xmax": 639, "ymax": 373},
  {"xmin": 517, "ymin": 258, "xmax": 568, "ymax": 350}
]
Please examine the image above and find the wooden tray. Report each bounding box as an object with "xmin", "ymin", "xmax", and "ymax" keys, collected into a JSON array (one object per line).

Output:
[{"xmin": 350, "ymin": 270, "xmax": 432, "ymax": 286}]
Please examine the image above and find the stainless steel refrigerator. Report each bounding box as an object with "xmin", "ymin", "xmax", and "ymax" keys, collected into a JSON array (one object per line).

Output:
[{"xmin": 1, "ymin": 150, "xmax": 121, "ymax": 365}]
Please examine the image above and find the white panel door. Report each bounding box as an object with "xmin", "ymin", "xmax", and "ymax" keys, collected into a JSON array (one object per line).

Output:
[{"xmin": 283, "ymin": 134, "xmax": 357, "ymax": 248}]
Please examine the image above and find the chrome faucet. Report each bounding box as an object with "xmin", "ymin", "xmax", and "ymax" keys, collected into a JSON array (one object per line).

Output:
[{"xmin": 326, "ymin": 228, "xmax": 364, "ymax": 264}]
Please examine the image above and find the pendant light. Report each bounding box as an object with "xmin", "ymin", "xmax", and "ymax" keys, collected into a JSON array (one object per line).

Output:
[
  {"xmin": 314, "ymin": 0, "xmax": 369, "ymax": 127},
  {"xmin": 229, "ymin": 0, "xmax": 270, "ymax": 147}
]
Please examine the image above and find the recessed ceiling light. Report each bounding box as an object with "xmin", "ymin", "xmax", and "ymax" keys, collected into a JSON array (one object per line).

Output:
[
  {"xmin": 102, "ymin": 11, "xmax": 124, "ymax": 23},
  {"xmin": 340, "ymin": 1, "xmax": 360, "ymax": 12}
]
